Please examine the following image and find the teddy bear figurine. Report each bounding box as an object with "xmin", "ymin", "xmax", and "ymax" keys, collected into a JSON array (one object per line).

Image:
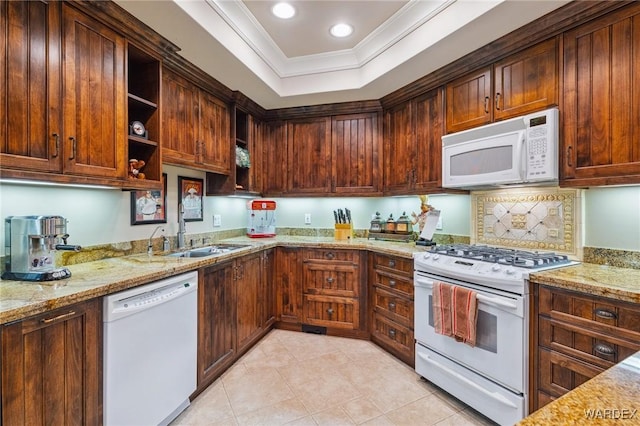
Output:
[{"xmin": 128, "ymin": 159, "xmax": 146, "ymax": 179}]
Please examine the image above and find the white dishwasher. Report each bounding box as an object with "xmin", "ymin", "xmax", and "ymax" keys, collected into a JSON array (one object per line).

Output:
[{"xmin": 103, "ymin": 271, "xmax": 198, "ymax": 426}]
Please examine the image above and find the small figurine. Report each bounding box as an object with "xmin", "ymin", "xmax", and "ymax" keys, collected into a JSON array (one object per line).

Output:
[
  {"xmin": 128, "ymin": 159, "xmax": 146, "ymax": 179},
  {"xmin": 411, "ymin": 195, "xmax": 434, "ymax": 232}
]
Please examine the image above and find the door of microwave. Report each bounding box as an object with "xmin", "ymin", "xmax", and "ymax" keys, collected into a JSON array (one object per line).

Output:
[{"xmin": 442, "ymin": 130, "xmax": 525, "ymax": 188}]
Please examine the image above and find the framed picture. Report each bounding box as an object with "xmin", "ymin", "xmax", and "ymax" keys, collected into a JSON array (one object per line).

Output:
[
  {"xmin": 131, "ymin": 173, "xmax": 167, "ymax": 225},
  {"xmin": 178, "ymin": 176, "xmax": 204, "ymax": 222}
]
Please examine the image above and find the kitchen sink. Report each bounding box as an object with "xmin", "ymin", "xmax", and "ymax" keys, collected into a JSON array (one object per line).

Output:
[{"xmin": 165, "ymin": 244, "xmax": 250, "ymax": 258}]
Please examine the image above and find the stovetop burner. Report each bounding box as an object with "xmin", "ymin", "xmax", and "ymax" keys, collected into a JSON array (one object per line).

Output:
[{"xmin": 429, "ymin": 244, "xmax": 570, "ymax": 269}]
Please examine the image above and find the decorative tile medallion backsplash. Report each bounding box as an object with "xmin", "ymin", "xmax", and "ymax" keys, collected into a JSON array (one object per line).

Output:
[{"xmin": 471, "ymin": 188, "xmax": 582, "ymax": 258}]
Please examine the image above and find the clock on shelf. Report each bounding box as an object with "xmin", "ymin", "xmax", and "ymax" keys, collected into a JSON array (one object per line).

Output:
[{"xmin": 129, "ymin": 120, "xmax": 148, "ymax": 139}]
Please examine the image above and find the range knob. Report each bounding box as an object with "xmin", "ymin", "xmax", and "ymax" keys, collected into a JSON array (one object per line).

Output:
[
  {"xmin": 433, "ymin": 254, "xmax": 440, "ymax": 261},
  {"xmin": 422, "ymin": 253, "xmax": 431, "ymax": 260},
  {"xmin": 506, "ymin": 268, "xmax": 516, "ymax": 275},
  {"xmin": 491, "ymin": 264, "xmax": 501, "ymax": 272}
]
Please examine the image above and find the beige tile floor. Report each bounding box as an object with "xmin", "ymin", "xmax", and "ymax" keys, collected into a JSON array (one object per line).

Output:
[{"xmin": 172, "ymin": 329, "xmax": 497, "ymax": 426}]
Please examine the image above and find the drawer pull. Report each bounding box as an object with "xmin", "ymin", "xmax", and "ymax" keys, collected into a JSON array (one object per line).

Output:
[
  {"xmin": 327, "ymin": 308, "xmax": 334, "ymax": 316},
  {"xmin": 594, "ymin": 308, "xmax": 617, "ymax": 320},
  {"xmin": 389, "ymin": 280, "xmax": 396, "ymax": 287},
  {"xmin": 388, "ymin": 302, "xmax": 396, "ymax": 310},
  {"xmin": 388, "ymin": 260, "xmax": 396, "ymax": 267},
  {"xmin": 326, "ymin": 252, "xmax": 335, "ymax": 260},
  {"xmin": 594, "ymin": 343, "xmax": 616, "ymax": 357},
  {"xmin": 389, "ymin": 329, "xmax": 396, "ymax": 338},
  {"xmin": 41, "ymin": 311, "xmax": 76, "ymax": 324},
  {"xmin": 326, "ymin": 277, "xmax": 334, "ymax": 283}
]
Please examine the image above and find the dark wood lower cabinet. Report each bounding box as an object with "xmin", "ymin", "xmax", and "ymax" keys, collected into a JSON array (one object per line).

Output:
[
  {"xmin": 1, "ymin": 299, "xmax": 103, "ymax": 426},
  {"xmin": 197, "ymin": 260, "xmax": 237, "ymax": 393}
]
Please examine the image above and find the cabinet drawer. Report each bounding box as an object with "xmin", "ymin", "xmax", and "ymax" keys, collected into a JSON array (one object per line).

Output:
[
  {"xmin": 538, "ymin": 286, "xmax": 640, "ymax": 341},
  {"xmin": 373, "ymin": 286, "xmax": 413, "ymax": 328},
  {"xmin": 539, "ymin": 317, "xmax": 640, "ymax": 369},
  {"xmin": 372, "ymin": 253, "xmax": 413, "ymax": 276},
  {"xmin": 373, "ymin": 269, "xmax": 413, "ymax": 298},
  {"xmin": 537, "ymin": 348, "xmax": 603, "ymax": 400},
  {"xmin": 303, "ymin": 249, "xmax": 359, "ymax": 263},
  {"xmin": 303, "ymin": 261, "xmax": 359, "ymax": 297},
  {"xmin": 371, "ymin": 313, "xmax": 414, "ymax": 358},
  {"xmin": 302, "ymin": 295, "xmax": 359, "ymax": 330}
]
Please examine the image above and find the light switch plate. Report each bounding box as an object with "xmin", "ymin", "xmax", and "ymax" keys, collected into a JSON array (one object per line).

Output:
[
  {"xmin": 304, "ymin": 213, "xmax": 312, "ymax": 225},
  {"xmin": 213, "ymin": 214, "xmax": 222, "ymax": 227}
]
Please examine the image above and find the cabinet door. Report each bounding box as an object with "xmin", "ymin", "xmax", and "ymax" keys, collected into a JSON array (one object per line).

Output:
[
  {"xmin": 494, "ymin": 38, "xmax": 558, "ymax": 121},
  {"xmin": 199, "ymin": 90, "xmax": 231, "ymax": 175},
  {"xmin": 262, "ymin": 249, "xmax": 276, "ymax": 327},
  {"xmin": 236, "ymin": 252, "xmax": 263, "ymax": 352},
  {"xmin": 445, "ymin": 67, "xmax": 492, "ymax": 133},
  {"xmin": 62, "ymin": 4, "xmax": 126, "ymax": 178},
  {"xmin": 332, "ymin": 112, "xmax": 382, "ymax": 195},
  {"xmin": 275, "ymin": 247, "xmax": 302, "ymax": 324},
  {"xmin": 161, "ymin": 68, "xmax": 198, "ymax": 166},
  {"xmin": 383, "ymin": 101, "xmax": 415, "ymax": 193},
  {"xmin": 413, "ymin": 88, "xmax": 444, "ymax": 192},
  {"xmin": 286, "ymin": 117, "xmax": 331, "ymax": 194},
  {"xmin": 260, "ymin": 120, "xmax": 287, "ymax": 195},
  {"xmin": 1, "ymin": 299, "xmax": 102, "ymax": 426},
  {"xmin": 1, "ymin": 1, "xmax": 62, "ymax": 173},
  {"xmin": 198, "ymin": 262, "xmax": 236, "ymax": 389},
  {"xmin": 562, "ymin": 3, "xmax": 640, "ymax": 186}
]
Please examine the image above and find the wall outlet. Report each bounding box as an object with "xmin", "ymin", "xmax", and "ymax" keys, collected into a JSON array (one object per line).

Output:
[
  {"xmin": 304, "ymin": 213, "xmax": 312, "ymax": 225},
  {"xmin": 213, "ymin": 214, "xmax": 222, "ymax": 227}
]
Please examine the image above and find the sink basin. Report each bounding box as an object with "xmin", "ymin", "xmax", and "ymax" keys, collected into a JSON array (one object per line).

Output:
[{"xmin": 165, "ymin": 244, "xmax": 250, "ymax": 258}]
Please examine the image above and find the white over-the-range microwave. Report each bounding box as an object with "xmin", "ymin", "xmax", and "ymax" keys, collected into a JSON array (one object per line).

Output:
[{"xmin": 442, "ymin": 107, "xmax": 558, "ymax": 189}]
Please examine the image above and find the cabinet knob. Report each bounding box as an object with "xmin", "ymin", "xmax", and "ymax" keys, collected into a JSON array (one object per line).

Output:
[
  {"xmin": 326, "ymin": 252, "xmax": 335, "ymax": 260},
  {"xmin": 388, "ymin": 329, "xmax": 396, "ymax": 338},
  {"xmin": 388, "ymin": 260, "xmax": 396, "ymax": 267},
  {"xmin": 389, "ymin": 280, "xmax": 396, "ymax": 287},
  {"xmin": 594, "ymin": 308, "xmax": 617, "ymax": 320},
  {"xmin": 327, "ymin": 308, "xmax": 334, "ymax": 316},
  {"xmin": 594, "ymin": 343, "xmax": 616, "ymax": 357},
  {"xmin": 326, "ymin": 277, "xmax": 334, "ymax": 283},
  {"xmin": 388, "ymin": 302, "xmax": 396, "ymax": 310}
]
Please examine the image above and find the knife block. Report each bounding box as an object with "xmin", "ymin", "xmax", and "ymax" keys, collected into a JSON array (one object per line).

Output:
[{"xmin": 334, "ymin": 223, "xmax": 353, "ymax": 240}]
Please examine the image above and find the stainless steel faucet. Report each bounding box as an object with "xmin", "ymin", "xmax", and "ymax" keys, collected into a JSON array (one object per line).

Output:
[
  {"xmin": 147, "ymin": 225, "xmax": 164, "ymax": 255},
  {"xmin": 177, "ymin": 203, "xmax": 186, "ymax": 249}
]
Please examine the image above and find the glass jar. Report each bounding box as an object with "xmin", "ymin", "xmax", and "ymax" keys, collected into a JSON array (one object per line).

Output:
[
  {"xmin": 384, "ymin": 213, "xmax": 396, "ymax": 233},
  {"xmin": 395, "ymin": 212, "xmax": 412, "ymax": 234},
  {"xmin": 369, "ymin": 212, "xmax": 383, "ymax": 233}
]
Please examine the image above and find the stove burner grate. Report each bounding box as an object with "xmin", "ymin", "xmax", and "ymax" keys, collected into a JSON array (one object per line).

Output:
[{"xmin": 430, "ymin": 244, "xmax": 570, "ymax": 269}]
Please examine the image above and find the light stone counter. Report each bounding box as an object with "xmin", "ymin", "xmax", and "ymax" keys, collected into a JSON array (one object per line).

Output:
[
  {"xmin": 529, "ymin": 263, "xmax": 640, "ymax": 304},
  {"xmin": 0, "ymin": 237, "xmax": 424, "ymax": 324}
]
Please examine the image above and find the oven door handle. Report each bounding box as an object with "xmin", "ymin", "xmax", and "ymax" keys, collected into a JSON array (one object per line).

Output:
[
  {"xmin": 417, "ymin": 351, "xmax": 518, "ymax": 409},
  {"xmin": 415, "ymin": 276, "xmax": 518, "ymax": 311},
  {"xmin": 476, "ymin": 294, "xmax": 518, "ymax": 310}
]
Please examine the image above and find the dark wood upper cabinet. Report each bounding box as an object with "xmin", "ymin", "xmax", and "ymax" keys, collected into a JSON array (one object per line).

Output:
[
  {"xmin": 561, "ymin": 2, "xmax": 640, "ymax": 187},
  {"xmin": 384, "ymin": 88, "xmax": 444, "ymax": 195},
  {"xmin": 162, "ymin": 67, "xmax": 231, "ymax": 174},
  {"xmin": 286, "ymin": 117, "xmax": 332, "ymax": 194},
  {"xmin": 62, "ymin": 3, "xmax": 127, "ymax": 179},
  {"xmin": 259, "ymin": 120, "xmax": 288, "ymax": 195},
  {"xmin": 446, "ymin": 38, "xmax": 558, "ymax": 134},
  {"xmin": 332, "ymin": 113, "xmax": 382, "ymax": 195},
  {"xmin": 0, "ymin": 0, "xmax": 62, "ymax": 173}
]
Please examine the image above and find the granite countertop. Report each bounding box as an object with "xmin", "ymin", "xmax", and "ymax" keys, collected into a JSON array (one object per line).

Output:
[
  {"xmin": 0, "ymin": 236, "xmax": 425, "ymax": 325},
  {"xmin": 529, "ymin": 262, "xmax": 640, "ymax": 304},
  {"xmin": 518, "ymin": 351, "xmax": 640, "ymax": 425}
]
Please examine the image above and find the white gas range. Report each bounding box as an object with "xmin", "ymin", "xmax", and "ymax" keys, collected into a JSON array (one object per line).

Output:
[{"xmin": 413, "ymin": 244, "xmax": 577, "ymax": 426}]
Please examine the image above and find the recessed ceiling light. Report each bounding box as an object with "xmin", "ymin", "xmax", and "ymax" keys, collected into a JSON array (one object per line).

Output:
[
  {"xmin": 272, "ymin": 2, "xmax": 295, "ymax": 19},
  {"xmin": 330, "ymin": 23, "xmax": 353, "ymax": 38}
]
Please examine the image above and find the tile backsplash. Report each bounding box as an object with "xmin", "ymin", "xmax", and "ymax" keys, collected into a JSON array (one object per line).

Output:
[{"xmin": 471, "ymin": 187, "xmax": 582, "ymax": 258}]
